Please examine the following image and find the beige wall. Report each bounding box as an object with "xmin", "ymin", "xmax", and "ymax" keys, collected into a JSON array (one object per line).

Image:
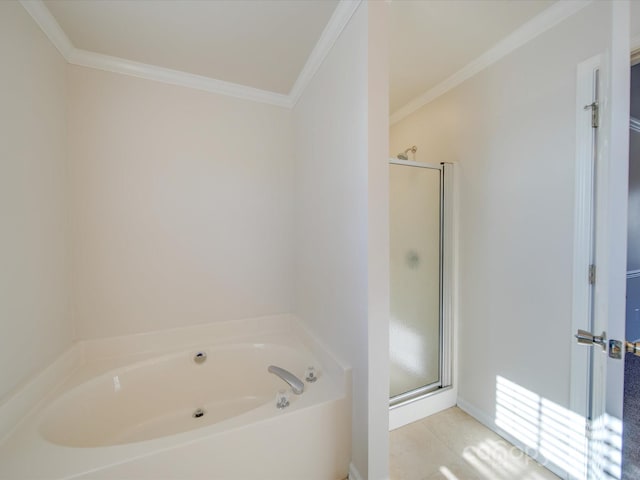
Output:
[
  {"xmin": 0, "ymin": 2, "xmax": 72, "ymax": 399},
  {"xmin": 390, "ymin": 0, "xmax": 613, "ymax": 420},
  {"xmin": 68, "ymin": 66, "xmax": 294, "ymax": 339}
]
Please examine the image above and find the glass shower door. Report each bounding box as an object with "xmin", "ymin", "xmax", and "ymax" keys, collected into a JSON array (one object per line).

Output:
[{"xmin": 389, "ymin": 163, "xmax": 442, "ymax": 402}]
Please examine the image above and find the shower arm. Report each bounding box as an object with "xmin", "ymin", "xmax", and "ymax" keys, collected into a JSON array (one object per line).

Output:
[{"xmin": 404, "ymin": 146, "xmax": 417, "ymax": 156}]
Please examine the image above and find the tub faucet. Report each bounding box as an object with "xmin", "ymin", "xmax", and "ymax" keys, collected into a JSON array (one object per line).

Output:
[{"xmin": 268, "ymin": 365, "xmax": 304, "ymax": 394}]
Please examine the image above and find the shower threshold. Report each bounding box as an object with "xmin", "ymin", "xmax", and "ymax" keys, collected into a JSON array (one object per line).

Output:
[{"xmin": 390, "ymin": 383, "xmax": 451, "ymax": 410}]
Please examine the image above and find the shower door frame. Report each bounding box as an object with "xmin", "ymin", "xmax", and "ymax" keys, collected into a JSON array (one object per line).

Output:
[{"xmin": 388, "ymin": 159, "xmax": 454, "ymax": 409}]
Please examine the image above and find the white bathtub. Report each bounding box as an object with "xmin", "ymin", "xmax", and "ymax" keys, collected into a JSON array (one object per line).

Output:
[{"xmin": 0, "ymin": 315, "xmax": 351, "ymax": 479}]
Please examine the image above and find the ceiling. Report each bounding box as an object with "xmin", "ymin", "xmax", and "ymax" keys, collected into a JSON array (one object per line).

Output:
[
  {"xmin": 44, "ymin": 0, "xmax": 338, "ymax": 95},
  {"xmin": 389, "ymin": 0, "xmax": 554, "ymax": 113},
  {"xmin": 40, "ymin": 0, "xmax": 555, "ymax": 111}
]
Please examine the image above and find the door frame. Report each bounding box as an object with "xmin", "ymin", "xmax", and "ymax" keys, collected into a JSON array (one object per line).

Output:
[{"xmin": 570, "ymin": 53, "xmax": 602, "ymax": 420}]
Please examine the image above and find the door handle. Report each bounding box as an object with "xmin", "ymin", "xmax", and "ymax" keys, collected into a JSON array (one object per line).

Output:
[
  {"xmin": 575, "ymin": 329, "xmax": 607, "ymax": 350},
  {"xmin": 609, "ymin": 339, "xmax": 640, "ymax": 359},
  {"xmin": 626, "ymin": 341, "xmax": 640, "ymax": 355},
  {"xmin": 575, "ymin": 329, "xmax": 640, "ymax": 359}
]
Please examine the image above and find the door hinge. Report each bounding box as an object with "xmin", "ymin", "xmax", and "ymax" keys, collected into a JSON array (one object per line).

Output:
[
  {"xmin": 589, "ymin": 264, "xmax": 596, "ymax": 285},
  {"xmin": 584, "ymin": 101, "xmax": 599, "ymax": 128}
]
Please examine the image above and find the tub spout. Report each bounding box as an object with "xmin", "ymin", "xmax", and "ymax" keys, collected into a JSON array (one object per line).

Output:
[{"xmin": 268, "ymin": 365, "xmax": 304, "ymax": 394}]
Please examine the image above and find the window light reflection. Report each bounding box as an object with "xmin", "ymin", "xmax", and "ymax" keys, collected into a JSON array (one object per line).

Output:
[
  {"xmin": 390, "ymin": 318, "xmax": 426, "ymax": 379},
  {"xmin": 495, "ymin": 375, "xmax": 621, "ymax": 479}
]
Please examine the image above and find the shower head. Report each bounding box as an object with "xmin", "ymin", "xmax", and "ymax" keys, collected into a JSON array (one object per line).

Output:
[{"xmin": 397, "ymin": 145, "xmax": 417, "ymax": 160}]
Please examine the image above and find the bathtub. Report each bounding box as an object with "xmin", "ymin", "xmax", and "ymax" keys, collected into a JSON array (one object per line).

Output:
[{"xmin": 0, "ymin": 315, "xmax": 351, "ymax": 479}]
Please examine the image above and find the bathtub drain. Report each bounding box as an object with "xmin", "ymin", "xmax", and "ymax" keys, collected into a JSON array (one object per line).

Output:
[{"xmin": 192, "ymin": 408, "xmax": 205, "ymax": 419}]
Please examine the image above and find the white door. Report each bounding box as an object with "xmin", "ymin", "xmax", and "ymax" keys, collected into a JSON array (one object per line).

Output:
[{"xmin": 572, "ymin": 3, "xmax": 631, "ymax": 479}]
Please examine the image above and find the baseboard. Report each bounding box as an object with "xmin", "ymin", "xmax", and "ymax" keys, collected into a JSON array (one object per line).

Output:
[
  {"xmin": 348, "ymin": 462, "xmax": 363, "ymax": 480},
  {"xmin": 456, "ymin": 397, "xmax": 571, "ymax": 480}
]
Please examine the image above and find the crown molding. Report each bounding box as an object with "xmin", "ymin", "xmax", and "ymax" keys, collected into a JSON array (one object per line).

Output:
[
  {"xmin": 19, "ymin": 0, "xmax": 360, "ymax": 109},
  {"xmin": 19, "ymin": 0, "xmax": 291, "ymax": 108},
  {"xmin": 289, "ymin": 0, "xmax": 362, "ymax": 106},
  {"xmin": 390, "ymin": 0, "xmax": 592, "ymax": 125},
  {"xmin": 631, "ymin": 117, "xmax": 640, "ymax": 134},
  {"xmin": 19, "ymin": 0, "xmax": 73, "ymax": 58},
  {"xmin": 67, "ymin": 48, "xmax": 292, "ymax": 108}
]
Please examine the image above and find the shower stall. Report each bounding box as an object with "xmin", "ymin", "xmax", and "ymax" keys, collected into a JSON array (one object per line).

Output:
[{"xmin": 389, "ymin": 158, "xmax": 453, "ymax": 410}]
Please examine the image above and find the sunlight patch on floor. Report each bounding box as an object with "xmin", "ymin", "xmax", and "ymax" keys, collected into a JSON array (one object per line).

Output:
[
  {"xmin": 438, "ymin": 465, "xmax": 459, "ymax": 479},
  {"xmin": 495, "ymin": 375, "xmax": 590, "ymax": 479},
  {"xmin": 462, "ymin": 437, "xmax": 557, "ymax": 480}
]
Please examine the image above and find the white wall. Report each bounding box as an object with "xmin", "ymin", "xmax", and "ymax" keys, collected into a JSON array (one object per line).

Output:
[
  {"xmin": 292, "ymin": 2, "xmax": 389, "ymax": 478},
  {"xmin": 390, "ymin": 0, "xmax": 613, "ymax": 421},
  {"xmin": 68, "ymin": 66, "xmax": 294, "ymax": 339},
  {"xmin": 366, "ymin": 3, "xmax": 390, "ymax": 477},
  {"xmin": 0, "ymin": 2, "xmax": 72, "ymax": 400},
  {"xmin": 633, "ymin": 1, "xmax": 640, "ymax": 42},
  {"xmin": 292, "ymin": 6, "xmax": 368, "ymax": 475}
]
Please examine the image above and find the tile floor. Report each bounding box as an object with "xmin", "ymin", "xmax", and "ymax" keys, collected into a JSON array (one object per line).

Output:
[{"xmin": 390, "ymin": 407, "xmax": 560, "ymax": 480}]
